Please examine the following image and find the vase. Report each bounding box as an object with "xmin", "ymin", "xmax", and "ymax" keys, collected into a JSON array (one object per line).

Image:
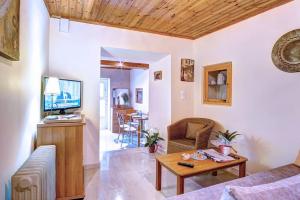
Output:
[
  {"xmin": 217, "ymin": 72, "xmax": 226, "ymax": 85},
  {"xmin": 148, "ymin": 145, "xmax": 157, "ymax": 153},
  {"xmin": 219, "ymin": 145, "xmax": 231, "ymax": 156}
]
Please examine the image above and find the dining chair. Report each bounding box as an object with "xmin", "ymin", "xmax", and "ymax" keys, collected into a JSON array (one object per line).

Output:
[{"xmin": 117, "ymin": 112, "xmax": 137, "ymax": 147}]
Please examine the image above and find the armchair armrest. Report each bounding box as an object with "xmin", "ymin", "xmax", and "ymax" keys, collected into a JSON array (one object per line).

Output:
[
  {"xmin": 194, "ymin": 122, "xmax": 214, "ymax": 149},
  {"xmin": 167, "ymin": 120, "xmax": 187, "ymax": 140}
]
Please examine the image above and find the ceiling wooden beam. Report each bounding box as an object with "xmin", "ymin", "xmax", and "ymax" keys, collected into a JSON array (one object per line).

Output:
[{"xmin": 101, "ymin": 60, "xmax": 149, "ymax": 70}]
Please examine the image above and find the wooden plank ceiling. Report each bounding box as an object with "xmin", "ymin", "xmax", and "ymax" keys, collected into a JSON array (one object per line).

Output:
[{"xmin": 44, "ymin": 0, "xmax": 291, "ymax": 39}]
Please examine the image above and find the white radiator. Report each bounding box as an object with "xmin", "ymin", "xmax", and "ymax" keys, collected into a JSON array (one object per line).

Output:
[{"xmin": 12, "ymin": 145, "xmax": 56, "ymax": 200}]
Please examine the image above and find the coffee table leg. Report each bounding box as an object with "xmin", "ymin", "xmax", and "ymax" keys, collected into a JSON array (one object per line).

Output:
[
  {"xmin": 177, "ymin": 176, "xmax": 184, "ymax": 195},
  {"xmin": 239, "ymin": 162, "xmax": 246, "ymax": 178},
  {"xmin": 156, "ymin": 160, "xmax": 161, "ymax": 191}
]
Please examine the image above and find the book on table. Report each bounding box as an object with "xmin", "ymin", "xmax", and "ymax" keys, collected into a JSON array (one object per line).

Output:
[{"xmin": 202, "ymin": 149, "xmax": 235, "ymax": 162}]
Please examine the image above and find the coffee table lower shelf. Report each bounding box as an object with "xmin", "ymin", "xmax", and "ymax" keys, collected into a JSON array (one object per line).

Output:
[{"xmin": 155, "ymin": 150, "xmax": 247, "ymax": 195}]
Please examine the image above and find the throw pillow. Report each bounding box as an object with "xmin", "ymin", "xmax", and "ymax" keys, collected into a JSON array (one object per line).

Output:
[
  {"xmin": 185, "ymin": 122, "xmax": 206, "ymax": 140},
  {"xmin": 220, "ymin": 186, "xmax": 236, "ymax": 200},
  {"xmin": 294, "ymin": 150, "xmax": 300, "ymax": 167},
  {"xmin": 227, "ymin": 174, "xmax": 300, "ymax": 200}
]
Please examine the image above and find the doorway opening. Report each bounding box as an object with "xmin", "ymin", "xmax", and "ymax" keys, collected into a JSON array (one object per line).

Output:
[{"xmin": 99, "ymin": 47, "xmax": 170, "ymax": 153}]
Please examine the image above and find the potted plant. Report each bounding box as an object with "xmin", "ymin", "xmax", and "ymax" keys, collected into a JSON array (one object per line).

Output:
[
  {"xmin": 143, "ymin": 129, "xmax": 164, "ymax": 153},
  {"xmin": 215, "ymin": 130, "xmax": 241, "ymax": 155}
]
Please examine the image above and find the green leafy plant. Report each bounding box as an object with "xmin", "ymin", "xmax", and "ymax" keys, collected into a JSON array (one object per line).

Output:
[
  {"xmin": 143, "ymin": 129, "xmax": 164, "ymax": 147},
  {"xmin": 215, "ymin": 130, "xmax": 241, "ymax": 145}
]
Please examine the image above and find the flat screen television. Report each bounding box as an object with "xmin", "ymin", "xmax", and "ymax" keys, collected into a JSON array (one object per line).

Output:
[{"xmin": 43, "ymin": 77, "xmax": 82, "ymax": 114}]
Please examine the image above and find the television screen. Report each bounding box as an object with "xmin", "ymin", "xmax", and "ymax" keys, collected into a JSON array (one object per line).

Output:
[{"xmin": 44, "ymin": 77, "xmax": 82, "ymax": 111}]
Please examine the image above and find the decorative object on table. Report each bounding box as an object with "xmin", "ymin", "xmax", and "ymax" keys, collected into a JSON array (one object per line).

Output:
[
  {"xmin": 213, "ymin": 130, "xmax": 241, "ymax": 156},
  {"xmin": 44, "ymin": 77, "xmax": 60, "ymax": 114},
  {"xmin": 182, "ymin": 151, "xmax": 208, "ymax": 161},
  {"xmin": 0, "ymin": 0, "xmax": 20, "ymax": 61},
  {"xmin": 181, "ymin": 153, "xmax": 191, "ymax": 160},
  {"xmin": 135, "ymin": 88, "xmax": 143, "ymax": 104},
  {"xmin": 191, "ymin": 150, "xmax": 207, "ymax": 161},
  {"xmin": 204, "ymin": 62, "xmax": 232, "ymax": 106},
  {"xmin": 154, "ymin": 71, "xmax": 162, "ymax": 80},
  {"xmin": 143, "ymin": 128, "xmax": 164, "ymax": 153},
  {"xmin": 181, "ymin": 58, "xmax": 194, "ymax": 82},
  {"xmin": 272, "ymin": 29, "xmax": 300, "ymax": 73}
]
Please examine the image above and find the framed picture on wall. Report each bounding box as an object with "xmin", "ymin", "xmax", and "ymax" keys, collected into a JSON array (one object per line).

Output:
[
  {"xmin": 136, "ymin": 88, "xmax": 143, "ymax": 104},
  {"xmin": 154, "ymin": 71, "xmax": 162, "ymax": 80},
  {"xmin": 181, "ymin": 58, "xmax": 194, "ymax": 82},
  {"xmin": 0, "ymin": 0, "xmax": 20, "ymax": 61}
]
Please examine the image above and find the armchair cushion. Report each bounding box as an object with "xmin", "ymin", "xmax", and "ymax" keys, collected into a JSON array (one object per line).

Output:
[
  {"xmin": 185, "ymin": 122, "xmax": 207, "ymax": 139},
  {"xmin": 168, "ymin": 139, "xmax": 195, "ymax": 152}
]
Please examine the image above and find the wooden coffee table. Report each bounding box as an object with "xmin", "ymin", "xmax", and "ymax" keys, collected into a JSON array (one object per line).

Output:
[{"xmin": 155, "ymin": 150, "xmax": 247, "ymax": 195}]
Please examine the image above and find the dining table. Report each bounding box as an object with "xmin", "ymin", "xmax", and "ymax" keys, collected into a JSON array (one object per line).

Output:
[{"xmin": 127, "ymin": 113, "xmax": 149, "ymax": 147}]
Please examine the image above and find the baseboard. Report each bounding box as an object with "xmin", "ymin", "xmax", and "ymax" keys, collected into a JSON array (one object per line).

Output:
[{"xmin": 84, "ymin": 162, "xmax": 100, "ymax": 170}]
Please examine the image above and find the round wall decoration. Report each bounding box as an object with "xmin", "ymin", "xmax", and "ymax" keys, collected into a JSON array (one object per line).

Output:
[{"xmin": 272, "ymin": 29, "xmax": 300, "ymax": 73}]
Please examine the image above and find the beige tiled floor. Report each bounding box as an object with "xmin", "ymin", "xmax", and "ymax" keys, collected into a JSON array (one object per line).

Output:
[
  {"xmin": 84, "ymin": 148, "xmax": 237, "ymax": 200},
  {"xmin": 100, "ymin": 130, "xmax": 146, "ymax": 153}
]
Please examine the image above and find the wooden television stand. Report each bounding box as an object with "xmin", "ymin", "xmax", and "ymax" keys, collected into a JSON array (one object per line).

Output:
[{"xmin": 37, "ymin": 119, "xmax": 85, "ymax": 199}]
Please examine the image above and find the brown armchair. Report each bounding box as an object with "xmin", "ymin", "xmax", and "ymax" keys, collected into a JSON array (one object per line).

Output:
[{"xmin": 167, "ymin": 118, "xmax": 214, "ymax": 154}]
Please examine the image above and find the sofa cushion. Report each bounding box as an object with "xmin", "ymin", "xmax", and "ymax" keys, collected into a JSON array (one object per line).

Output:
[
  {"xmin": 294, "ymin": 150, "xmax": 300, "ymax": 167},
  {"xmin": 185, "ymin": 122, "xmax": 206, "ymax": 139},
  {"xmin": 220, "ymin": 186, "xmax": 235, "ymax": 200},
  {"xmin": 227, "ymin": 174, "xmax": 300, "ymax": 200}
]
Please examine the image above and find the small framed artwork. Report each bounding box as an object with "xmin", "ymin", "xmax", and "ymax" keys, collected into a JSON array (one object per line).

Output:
[
  {"xmin": 0, "ymin": 0, "xmax": 20, "ymax": 61},
  {"xmin": 136, "ymin": 88, "xmax": 143, "ymax": 104},
  {"xmin": 181, "ymin": 58, "xmax": 194, "ymax": 82},
  {"xmin": 154, "ymin": 71, "xmax": 162, "ymax": 80}
]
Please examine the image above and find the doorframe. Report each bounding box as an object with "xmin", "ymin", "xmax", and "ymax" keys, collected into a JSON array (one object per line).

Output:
[{"xmin": 100, "ymin": 78, "xmax": 111, "ymax": 130}]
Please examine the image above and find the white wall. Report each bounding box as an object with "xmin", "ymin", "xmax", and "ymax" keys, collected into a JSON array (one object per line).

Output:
[
  {"xmin": 148, "ymin": 56, "xmax": 172, "ymax": 148},
  {"xmin": 48, "ymin": 1, "xmax": 300, "ymax": 172},
  {"xmin": 0, "ymin": 0, "xmax": 49, "ymax": 199},
  {"xmin": 130, "ymin": 69, "xmax": 149, "ymax": 113},
  {"xmin": 49, "ymin": 19, "xmax": 194, "ymax": 165},
  {"xmin": 193, "ymin": 0, "xmax": 300, "ymax": 173}
]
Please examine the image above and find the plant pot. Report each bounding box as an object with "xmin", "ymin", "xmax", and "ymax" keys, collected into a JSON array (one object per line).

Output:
[
  {"xmin": 148, "ymin": 145, "xmax": 157, "ymax": 153},
  {"xmin": 219, "ymin": 145, "xmax": 231, "ymax": 156}
]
